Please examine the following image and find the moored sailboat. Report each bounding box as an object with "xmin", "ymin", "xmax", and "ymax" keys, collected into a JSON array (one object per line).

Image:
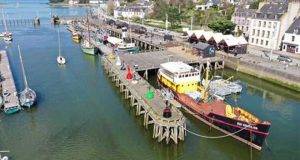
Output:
[
  {"xmin": 1, "ymin": 9, "xmax": 12, "ymax": 41},
  {"xmin": 18, "ymin": 45, "xmax": 36, "ymax": 108},
  {"xmin": 157, "ymin": 61, "xmax": 271, "ymax": 150},
  {"xmin": 80, "ymin": 10, "xmax": 96, "ymax": 55},
  {"xmin": 56, "ymin": 28, "xmax": 66, "ymax": 65}
]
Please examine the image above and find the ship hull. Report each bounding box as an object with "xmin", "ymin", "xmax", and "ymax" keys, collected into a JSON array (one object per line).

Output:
[
  {"xmin": 4, "ymin": 107, "xmax": 21, "ymax": 115},
  {"xmin": 158, "ymin": 79, "xmax": 270, "ymax": 150},
  {"xmin": 81, "ymin": 46, "xmax": 96, "ymax": 55}
]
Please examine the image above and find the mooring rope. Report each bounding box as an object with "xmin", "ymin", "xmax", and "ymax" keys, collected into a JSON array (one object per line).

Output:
[{"xmin": 181, "ymin": 125, "xmax": 248, "ymax": 139}]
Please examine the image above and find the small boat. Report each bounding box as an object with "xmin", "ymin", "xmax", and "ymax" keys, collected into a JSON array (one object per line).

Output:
[
  {"xmin": 3, "ymin": 36, "xmax": 12, "ymax": 42},
  {"xmin": 157, "ymin": 61, "xmax": 271, "ymax": 150},
  {"xmin": 72, "ymin": 32, "xmax": 81, "ymax": 41},
  {"xmin": 202, "ymin": 76, "xmax": 242, "ymax": 98},
  {"xmin": 56, "ymin": 29, "xmax": 66, "ymax": 65},
  {"xmin": 18, "ymin": 45, "xmax": 37, "ymax": 108},
  {"xmin": 4, "ymin": 106, "xmax": 21, "ymax": 115},
  {"xmin": 57, "ymin": 56, "xmax": 66, "ymax": 64}
]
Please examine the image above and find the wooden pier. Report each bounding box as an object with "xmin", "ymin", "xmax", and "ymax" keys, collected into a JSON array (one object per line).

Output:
[
  {"xmin": 0, "ymin": 50, "xmax": 20, "ymax": 110},
  {"xmin": 0, "ymin": 19, "xmax": 36, "ymax": 26},
  {"xmin": 102, "ymin": 56, "xmax": 186, "ymax": 144}
]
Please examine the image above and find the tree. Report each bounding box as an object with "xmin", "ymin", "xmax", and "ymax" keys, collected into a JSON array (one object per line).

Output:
[
  {"xmin": 49, "ymin": 0, "xmax": 64, "ymax": 3},
  {"xmin": 208, "ymin": 19, "xmax": 236, "ymax": 34},
  {"xmin": 131, "ymin": 16, "xmax": 140, "ymax": 22},
  {"xmin": 107, "ymin": 0, "xmax": 115, "ymax": 16},
  {"xmin": 166, "ymin": 7, "xmax": 182, "ymax": 28},
  {"xmin": 249, "ymin": 0, "xmax": 263, "ymax": 9}
]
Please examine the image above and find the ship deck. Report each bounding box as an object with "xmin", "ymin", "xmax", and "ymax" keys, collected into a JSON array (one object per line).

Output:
[{"xmin": 177, "ymin": 93, "xmax": 226, "ymax": 116}]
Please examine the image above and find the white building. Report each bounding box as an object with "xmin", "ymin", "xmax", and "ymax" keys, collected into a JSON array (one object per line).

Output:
[
  {"xmin": 231, "ymin": 7, "xmax": 256, "ymax": 37},
  {"xmin": 248, "ymin": 1, "xmax": 300, "ymax": 50},
  {"xmin": 113, "ymin": 0, "xmax": 153, "ymax": 19},
  {"xmin": 69, "ymin": 0, "xmax": 79, "ymax": 4},
  {"xmin": 195, "ymin": 4, "xmax": 213, "ymax": 11},
  {"xmin": 89, "ymin": 0, "xmax": 103, "ymax": 4},
  {"xmin": 114, "ymin": 7, "xmax": 147, "ymax": 18},
  {"xmin": 282, "ymin": 17, "xmax": 300, "ymax": 54}
]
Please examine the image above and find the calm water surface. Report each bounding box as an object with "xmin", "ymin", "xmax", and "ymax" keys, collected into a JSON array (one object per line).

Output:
[{"xmin": 0, "ymin": 1, "xmax": 299, "ymax": 160}]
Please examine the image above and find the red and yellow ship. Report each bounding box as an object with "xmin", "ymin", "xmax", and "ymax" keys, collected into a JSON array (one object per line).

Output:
[{"xmin": 157, "ymin": 61, "xmax": 271, "ymax": 150}]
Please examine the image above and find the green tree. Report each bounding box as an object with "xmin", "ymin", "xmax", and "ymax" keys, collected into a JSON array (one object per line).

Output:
[
  {"xmin": 131, "ymin": 16, "xmax": 140, "ymax": 22},
  {"xmin": 249, "ymin": 0, "xmax": 263, "ymax": 9},
  {"xmin": 49, "ymin": 0, "xmax": 64, "ymax": 3},
  {"xmin": 166, "ymin": 7, "xmax": 182, "ymax": 28},
  {"xmin": 208, "ymin": 18, "xmax": 236, "ymax": 34}
]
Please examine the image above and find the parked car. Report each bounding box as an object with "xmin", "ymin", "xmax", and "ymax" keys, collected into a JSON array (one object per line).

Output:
[{"xmin": 277, "ymin": 54, "xmax": 292, "ymax": 63}]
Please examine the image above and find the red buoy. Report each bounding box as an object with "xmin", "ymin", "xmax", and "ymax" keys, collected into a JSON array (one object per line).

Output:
[
  {"xmin": 103, "ymin": 35, "xmax": 108, "ymax": 41},
  {"xmin": 126, "ymin": 65, "xmax": 133, "ymax": 79}
]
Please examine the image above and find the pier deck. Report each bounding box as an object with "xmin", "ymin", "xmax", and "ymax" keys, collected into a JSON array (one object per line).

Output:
[
  {"xmin": 118, "ymin": 49, "xmax": 224, "ymax": 72},
  {"xmin": 0, "ymin": 51, "xmax": 20, "ymax": 110},
  {"xmin": 102, "ymin": 56, "xmax": 186, "ymax": 144}
]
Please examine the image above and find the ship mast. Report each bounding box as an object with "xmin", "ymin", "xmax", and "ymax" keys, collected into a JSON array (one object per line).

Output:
[
  {"xmin": 86, "ymin": 9, "xmax": 91, "ymax": 45},
  {"xmin": 2, "ymin": 9, "xmax": 8, "ymax": 33},
  {"xmin": 202, "ymin": 61, "xmax": 210, "ymax": 103},
  {"xmin": 18, "ymin": 45, "xmax": 29, "ymax": 89},
  {"xmin": 57, "ymin": 28, "xmax": 61, "ymax": 57}
]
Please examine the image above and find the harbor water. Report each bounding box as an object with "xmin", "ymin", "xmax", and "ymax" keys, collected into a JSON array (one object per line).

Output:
[{"xmin": 0, "ymin": 1, "xmax": 299, "ymax": 159}]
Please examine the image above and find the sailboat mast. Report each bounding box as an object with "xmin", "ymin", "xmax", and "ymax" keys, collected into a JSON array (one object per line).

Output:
[
  {"xmin": 18, "ymin": 45, "xmax": 29, "ymax": 89},
  {"xmin": 57, "ymin": 28, "xmax": 61, "ymax": 56},
  {"xmin": 2, "ymin": 9, "xmax": 8, "ymax": 32},
  {"xmin": 86, "ymin": 9, "xmax": 91, "ymax": 45},
  {"xmin": 203, "ymin": 61, "xmax": 210, "ymax": 103}
]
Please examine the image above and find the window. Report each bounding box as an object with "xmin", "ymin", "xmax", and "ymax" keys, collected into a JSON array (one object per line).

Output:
[
  {"xmin": 261, "ymin": 40, "xmax": 263, "ymax": 45},
  {"xmin": 252, "ymin": 29, "xmax": 255, "ymax": 36},
  {"xmin": 283, "ymin": 45, "xmax": 286, "ymax": 49},
  {"xmin": 266, "ymin": 41, "xmax": 269, "ymax": 46},
  {"xmin": 273, "ymin": 22, "xmax": 277, "ymax": 29},
  {"xmin": 246, "ymin": 27, "xmax": 248, "ymax": 31},
  {"xmin": 268, "ymin": 22, "xmax": 271, "ymax": 28},
  {"xmin": 257, "ymin": 30, "xmax": 260, "ymax": 36},
  {"xmin": 296, "ymin": 47, "xmax": 298, "ymax": 52},
  {"xmin": 263, "ymin": 21, "xmax": 266, "ymax": 27},
  {"xmin": 256, "ymin": 39, "xmax": 258, "ymax": 44},
  {"xmin": 292, "ymin": 36, "xmax": 295, "ymax": 41},
  {"xmin": 267, "ymin": 31, "xmax": 270, "ymax": 38},
  {"xmin": 258, "ymin": 21, "xmax": 261, "ymax": 27},
  {"xmin": 262, "ymin": 30, "xmax": 265, "ymax": 37},
  {"xmin": 251, "ymin": 38, "xmax": 254, "ymax": 43}
]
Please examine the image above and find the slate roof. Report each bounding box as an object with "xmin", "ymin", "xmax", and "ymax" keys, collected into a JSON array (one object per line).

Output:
[
  {"xmin": 192, "ymin": 42, "xmax": 210, "ymax": 50},
  {"xmin": 259, "ymin": 3, "xmax": 288, "ymax": 14},
  {"xmin": 286, "ymin": 17, "xmax": 300, "ymax": 35},
  {"xmin": 233, "ymin": 8, "xmax": 256, "ymax": 17},
  {"xmin": 253, "ymin": 2, "xmax": 289, "ymax": 20}
]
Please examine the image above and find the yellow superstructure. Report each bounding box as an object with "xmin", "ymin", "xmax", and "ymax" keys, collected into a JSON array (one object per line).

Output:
[
  {"xmin": 159, "ymin": 74, "xmax": 199, "ymax": 94},
  {"xmin": 158, "ymin": 62, "xmax": 201, "ymax": 94}
]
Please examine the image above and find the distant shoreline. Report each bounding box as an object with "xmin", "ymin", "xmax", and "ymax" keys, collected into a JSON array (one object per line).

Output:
[{"xmin": 48, "ymin": 3, "xmax": 93, "ymax": 7}]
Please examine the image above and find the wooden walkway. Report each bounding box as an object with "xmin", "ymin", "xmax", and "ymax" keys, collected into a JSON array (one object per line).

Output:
[
  {"xmin": 102, "ymin": 56, "xmax": 186, "ymax": 144},
  {"xmin": 0, "ymin": 50, "xmax": 20, "ymax": 110}
]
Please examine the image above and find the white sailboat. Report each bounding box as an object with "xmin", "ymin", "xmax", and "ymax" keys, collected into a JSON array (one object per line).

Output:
[
  {"xmin": 18, "ymin": 45, "xmax": 36, "ymax": 108},
  {"xmin": 1, "ymin": 9, "xmax": 12, "ymax": 41},
  {"xmin": 56, "ymin": 29, "xmax": 66, "ymax": 65},
  {"xmin": 0, "ymin": 150, "xmax": 9, "ymax": 160}
]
